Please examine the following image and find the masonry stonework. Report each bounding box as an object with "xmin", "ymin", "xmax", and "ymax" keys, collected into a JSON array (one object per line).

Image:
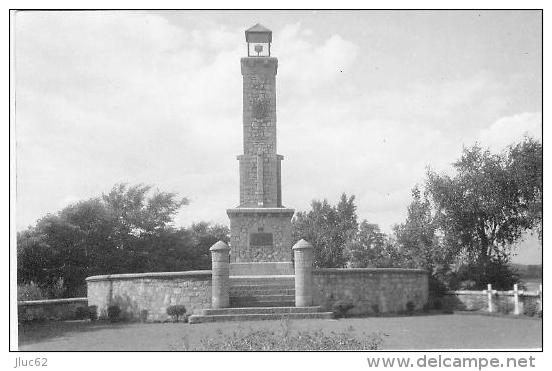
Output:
[
  {"xmin": 85, "ymin": 267, "xmax": 430, "ymax": 321},
  {"xmin": 312, "ymin": 268, "xmax": 429, "ymax": 315},
  {"xmin": 228, "ymin": 43, "xmax": 294, "ymax": 263},
  {"xmin": 210, "ymin": 241, "xmax": 230, "ymax": 309},
  {"xmin": 293, "ymin": 240, "xmax": 315, "ymax": 307},
  {"xmin": 18, "ymin": 298, "xmax": 88, "ymax": 322},
  {"xmin": 228, "ymin": 208, "xmax": 294, "ymax": 262},
  {"xmin": 86, "ymin": 271, "xmax": 212, "ymax": 322}
]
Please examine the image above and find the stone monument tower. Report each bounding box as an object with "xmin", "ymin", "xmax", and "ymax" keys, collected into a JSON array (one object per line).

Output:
[{"xmin": 227, "ymin": 24, "xmax": 295, "ymax": 272}]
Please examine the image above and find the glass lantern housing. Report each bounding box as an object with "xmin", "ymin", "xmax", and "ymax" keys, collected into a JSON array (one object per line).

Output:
[{"xmin": 245, "ymin": 23, "xmax": 272, "ymax": 57}]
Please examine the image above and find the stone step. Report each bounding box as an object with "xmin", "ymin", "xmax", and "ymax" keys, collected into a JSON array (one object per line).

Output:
[
  {"xmin": 231, "ymin": 294, "xmax": 295, "ymax": 301},
  {"xmin": 230, "ymin": 288, "xmax": 295, "ymax": 296},
  {"xmin": 231, "ymin": 285, "xmax": 295, "ymax": 292},
  {"xmin": 230, "ymin": 283, "xmax": 294, "ymax": 290},
  {"xmin": 229, "ymin": 299, "xmax": 295, "ymax": 307},
  {"xmin": 230, "ymin": 285, "xmax": 295, "ymax": 291},
  {"xmin": 202, "ymin": 306, "xmax": 323, "ymax": 315},
  {"xmin": 230, "ymin": 275, "xmax": 295, "ymax": 286},
  {"xmin": 189, "ymin": 311, "xmax": 334, "ymax": 324}
]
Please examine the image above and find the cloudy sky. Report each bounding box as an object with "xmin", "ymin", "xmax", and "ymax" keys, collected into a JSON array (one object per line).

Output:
[{"xmin": 14, "ymin": 10, "xmax": 542, "ymax": 263}]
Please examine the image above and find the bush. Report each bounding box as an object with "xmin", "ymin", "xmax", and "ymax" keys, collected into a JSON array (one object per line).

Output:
[
  {"xmin": 74, "ymin": 306, "xmax": 89, "ymax": 320},
  {"xmin": 452, "ymin": 262, "xmax": 520, "ymax": 291},
  {"xmin": 140, "ymin": 309, "xmax": 149, "ymax": 322},
  {"xmin": 166, "ymin": 305, "xmax": 187, "ymax": 322},
  {"xmin": 406, "ymin": 301, "xmax": 416, "ymax": 314},
  {"xmin": 523, "ymin": 301, "xmax": 539, "ymax": 317},
  {"xmin": 18, "ymin": 306, "xmax": 46, "ymax": 323},
  {"xmin": 497, "ymin": 301, "xmax": 512, "ymax": 315},
  {"xmin": 88, "ymin": 305, "xmax": 98, "ymax": 321},
  {"xmin": 107, "ymin": 305, "xmax": 121, "ymax": 322},
  {"xmin": 17, "ymin": 279, "xmax": 67, "ymax": 301},
  {"xmin": 428, "ymin": 276, "xmax": 449, "ymax": 297},
  {"xmin": 43, "ymin": 277, "xmax": 66, "ymax": 299},
  {"xmin": 183, "ymin": 319, "xmax": 384, "ymax": 350},
  {"xmin": 17, "ymin": 282, "xmax": 46, "ymax": 301},
  {"xmin": 332, "ymin": 300, "xmax": 354, "ymax": 318}
]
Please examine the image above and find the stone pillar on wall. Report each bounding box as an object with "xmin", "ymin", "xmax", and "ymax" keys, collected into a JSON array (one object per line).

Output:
[
  {"xmin": 210, "ymin": 241, "xmax": 230, "ymax": 309},
  {"xmin": 293, "ymin": 239, "xmax": 314, "ymax": 307}
]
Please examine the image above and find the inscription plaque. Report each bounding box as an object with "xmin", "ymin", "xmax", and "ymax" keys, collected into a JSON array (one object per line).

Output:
[{"xmin": 250, "ymin": 232, "xmax": 273, "ymax": 246}]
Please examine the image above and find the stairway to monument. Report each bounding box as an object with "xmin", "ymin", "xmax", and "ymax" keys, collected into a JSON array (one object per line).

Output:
[
  {"xmin": 188, "ymin": 275, "xmax": 334, "ymax": 324},
  {"xmin": 230, "ymin": 275, "xmax": 296, "ymax": 307}
]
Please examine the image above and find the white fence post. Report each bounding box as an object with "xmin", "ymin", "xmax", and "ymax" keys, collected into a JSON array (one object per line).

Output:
[
  {"xmin": 513, "ymin": 284, "xmax": 520, "ymax": 315},
  {"xmin": 487, "ymin": 284, "xmax": 493, "ymax": 313}
]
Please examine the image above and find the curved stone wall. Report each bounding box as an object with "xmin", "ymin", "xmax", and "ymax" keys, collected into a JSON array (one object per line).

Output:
[
  {"xmin": 313, "ymin": 268, "xmax": 428, "ymax": 315},
  {"xmin": 86, "ymin": 271, "xmax": 211, "ymax": 322},
  {"xmin": 86, "ymin": 267, "xmax": 428, "ymax": 321}
]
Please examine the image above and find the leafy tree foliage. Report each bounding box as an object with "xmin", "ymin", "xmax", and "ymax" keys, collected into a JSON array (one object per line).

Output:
[
  {"xmin": 292, "ymin": 194, "xmax": 358, "ymax": 268},
  {"xmin": 345, "ymin": 221, "xmax": 403, "ymax": 268},
  {"xmin": 293, "ymin": 194, "xmax": 400, "ymax": 269},
  {"xmin": 290, "ymin": 138, "xmax": 540, "ymax": 289},
  {"xmin": 420, "ymin": 138, "xmax": 542, "ymax": 289},
  {"xmin": 101, "ymin": 184, "xmax": 189, "ymax": 246},
  {"xmin": 393, "ymin": 187, "xmax": 447, "ymax": 272},
  {"xmin": 507, "ymin": 138, "xmax": 543, "ymax": 239},
  {"xmin": 393, "ymin": 187, "xmax": 455, "ymax": 293},
  {"xmin": 17, "ymin": 184, "xmax": 228, "ymax": 298}
]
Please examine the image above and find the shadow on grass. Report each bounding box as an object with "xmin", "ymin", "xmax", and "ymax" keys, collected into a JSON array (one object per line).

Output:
[
  {"xmin": 18, "ymin": 320, "xmax": 136, "ymax": 346},
  {"xmin": 336, "ymin": 309, "xmax": 456, "ymax": 320}
]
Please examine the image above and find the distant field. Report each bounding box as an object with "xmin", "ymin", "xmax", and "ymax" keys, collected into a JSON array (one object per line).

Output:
[{"xmin": 521, "ymin": 279, "xmax": 542, "ymax": 292}]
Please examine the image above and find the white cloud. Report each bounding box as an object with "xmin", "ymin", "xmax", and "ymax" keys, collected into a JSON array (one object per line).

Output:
[
  {"xmin": 478, "ymin": 112, "xmax": 542, "ymax": 152},
  {"xmin": 14, "ymin": 12, "xmax": 541, "ymax": 244},
  {"xmin": 276, "ymin": 23, "xmax": 358, "ymax": 93},
  {"xmin": 14, "ymin": 13, "xmax": 362, "ymax": 230}
]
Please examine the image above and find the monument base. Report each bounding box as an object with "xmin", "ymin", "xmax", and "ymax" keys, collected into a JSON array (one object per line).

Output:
[{"xmin": 227, "ymin": 207, "xmax": 295, "ymax": 263}]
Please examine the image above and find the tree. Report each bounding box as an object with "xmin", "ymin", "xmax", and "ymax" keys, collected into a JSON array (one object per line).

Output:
[
  {"xmin": 393, "ymin": 187, "xmax": 457, "ymax": 293},
  {"xmin": 393, "ymin": 187, "xmax": 445, "ymax": 272},
  {"xmin": 426, "ymin": 140, "xmax": 542, "ymax": 288},
  {"xmin": 187, "ymin": 222, "xmax": 230, "ymax": 269},
  {"xmin": 292, "ymin": 194, "xmax": 358, "ymax": 268},
  {"xmin": 344, "ymin": 221, "xmax": 402, "ymax": 268},
  {"xmin": 102, "ymin": 183, "xmax": 188, "ymax": 247},
  {"xmin": 16, "ymin": 183, "xmax": 217, "ymax": 298},
  {"xmin": 507, "ymin": 137, "xmax": 543, "ymax": 239}
]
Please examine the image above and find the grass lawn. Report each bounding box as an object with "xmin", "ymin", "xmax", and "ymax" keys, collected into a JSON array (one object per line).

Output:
[{"xmin": 18, "ymin": 314, "xmax": 542, "ymax": 351}]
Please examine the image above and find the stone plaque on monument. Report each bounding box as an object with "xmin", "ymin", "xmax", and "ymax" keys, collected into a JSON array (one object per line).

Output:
[{"xmin": 250, "ymin": 232, "xmax": 273, "ymax": 247}]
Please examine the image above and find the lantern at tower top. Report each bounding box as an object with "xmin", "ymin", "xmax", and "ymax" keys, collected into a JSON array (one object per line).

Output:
[{"xmin": 245, "ymin": 23, "xmax": 272, "ymax": 57}]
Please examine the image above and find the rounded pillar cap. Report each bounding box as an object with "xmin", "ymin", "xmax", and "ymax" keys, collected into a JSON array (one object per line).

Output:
[
  {"xmin": 210, "ymin": 240, "xmax": 230, "ymax": 251},
  {"xmin": 292, "ymin": 239, "xmax": 314, "ymax": 250}
]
